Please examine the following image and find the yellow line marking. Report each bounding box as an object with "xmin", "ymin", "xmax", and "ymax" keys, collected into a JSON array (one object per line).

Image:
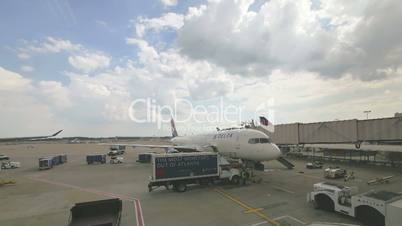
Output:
[
  {"xmin": 214, "ymin": 188, "xmax": 280, "ymax": 226},
  {"xmin": 244, "ymin": 208, "xmax": 263, "ymax": 214}
]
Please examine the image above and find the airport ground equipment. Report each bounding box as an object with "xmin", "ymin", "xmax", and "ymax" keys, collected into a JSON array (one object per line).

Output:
[
  {"xmin": 86, "ymin": 154, "xmax": 106, "ymax": 164},
  {"xmin": 306, "ymin": 161, "xmax": 323, "ymax": 169},
  {"xmin": 108, "ymin": 150, "xmax": 124, "ymax": 156},
  {"xmin": 39, "ymin": 155, "xmax": 67, "ymax": 170},
  {"xmin": 0, "ymin": 179, "xmax": 16, "ymax": 186},
  {"xmin": 307, "ymin": 182, "xmax": 402, "ymax": 226},
  {"xmin": 277, "ymin": 157, "xmax": 295, "ymax": 169},
  {"xmin": 1, "ymin": 161, "xmax": 20, "ymax": 169},
  {"xmin": 137, "ymin": 153, "xmax": 154, "ymax": 163},
  {"xmin": 39, "ymin": 157, "xmax": 53, "ymax": 170},
  {"xmin": 148, "ymin": 152, "xmax": 242, "ymax": 192},
  {"xmin": 367, "ymin": 175, "xmax": 394, "ymax": 185},
  {"xmin": 344, "ymin": 171, "xmax": 355, "ymax": 181},
  {"xmin": 110, "ymin": 145, "xmax": 126, "ymax": 152},
  {"xmin": 324, "ymin": 167, "xmax": 347, "ymax": 179},
  {"xmin": 110, "ymin": 156, "xmax": 123, "ymax": 164},
  {"xmin": 67, "ymin": 198, "xmax": 122, "ymax": 226},
  {"xmin": 0, "ymin": 154, "xmax": 10, "ymax": 161},
  {"xmin": 59, "ymin": 154, "xmax": 67, "ymax": 163}
]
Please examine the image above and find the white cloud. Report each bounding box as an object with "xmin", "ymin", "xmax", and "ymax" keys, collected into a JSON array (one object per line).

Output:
[
  {"xmin": 0, "ymin": 67, "xmax": 31, "ymax": 91},
  {"xmin": 3, "ymin": 0, "xmax": 402, "ymax": 137},
  {"xmin": 0, "ymin": 67, "xmax": 59, "ymax": 137},
  {"xmin": 68, "ymin": 52, "xmax": 111, "ymax": 72},
  {"xmin": 135, "ymin": 13, "xmax": 184, "ymax": 37},
  {"xmin": 230, "ymin": 69, "xmax": 402, "ymax": 124},
  {"xmin": 3, "ymin": 31, "xmax": 402, "ymax": 137},
  {"xmin": 38, "ymin": 81, "xmax": 72, "ymax": 109},
  {"xmin": 176, "ymin": 0, "xmax": 402, "ymax": 80},
  {"xmin": 20, "ymin": 65, "xmax": 35, "ymax": 72},
  {"xmin": 17, "ymin": 52, "xmax": 30, "ymax": 59},
  {"xmin": 27, "ymin": 36, "xmax": 81, "ymax": 53},
  {"xmin": 19, "ymin": 37, "xmax": 112, "ymax": 73},
  {"xmin": 161, "ymin": 0, "xmax": 178, "ymax": 7}
]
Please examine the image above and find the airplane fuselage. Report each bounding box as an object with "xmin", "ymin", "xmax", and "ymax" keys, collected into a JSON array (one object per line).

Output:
[{"xmin": 171, "ymin": 128, "xmax": 281, "ymax": 162}]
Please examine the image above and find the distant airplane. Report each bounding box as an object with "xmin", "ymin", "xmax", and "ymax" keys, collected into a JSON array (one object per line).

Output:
[
  {"xmin": 0, "ymin": 130, "xmax": 63, "ymax": 142},
  {"xmin": 104, "ymin": 118, "xmax": 294, "ymax": 169}
]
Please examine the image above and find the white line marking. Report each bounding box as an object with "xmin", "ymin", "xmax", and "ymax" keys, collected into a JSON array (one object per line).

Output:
[
  {"xmin": 273, "ymin": 186, "xmax": 295, "ymax": 194},
  {"xmin": 313, "ymin": 222, "xmax": 359, "ymax": 226},
  {"xmin": 251, "ymin": 221, "xmax": 267, "ymax": 226},
  {"xmin": 273, "ymin": 215, "xmax": 306, "ymax": 225}
]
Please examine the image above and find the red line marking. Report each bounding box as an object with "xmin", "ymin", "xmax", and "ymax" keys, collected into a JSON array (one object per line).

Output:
[{"xmin": 135, "ymin": 199, "xmax": 144, "ymax": 226}]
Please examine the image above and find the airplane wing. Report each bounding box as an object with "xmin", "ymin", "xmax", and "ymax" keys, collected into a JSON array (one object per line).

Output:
[{"xmin": 0, "ymin": 130, "xmax": 63, "ymax": 142}]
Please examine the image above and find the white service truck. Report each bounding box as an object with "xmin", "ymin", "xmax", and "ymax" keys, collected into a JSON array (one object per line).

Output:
[
  {"xmin": 307, "ymin": 182, "xmax": 402, "ymax": 226},
  {"xmin": 148, "ymin": 152, "xmax": 245, "ymax": 192},
  {"xmin": 1, "ymin": 161, "xmax": 20, "ymax": 169}
]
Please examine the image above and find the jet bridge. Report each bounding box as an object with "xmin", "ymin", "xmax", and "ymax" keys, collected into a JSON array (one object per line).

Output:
[{"xmin": 269, "ymin": 116, "xmax": 402, "ymax": 146}]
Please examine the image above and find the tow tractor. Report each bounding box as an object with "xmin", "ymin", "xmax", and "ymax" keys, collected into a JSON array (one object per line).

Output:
[
  {"xmin": 110, "ymin": 156, "xmax": 124, "ymax": 164},
  {"xmin": 324, "ymin": 167, "xmax": 346, "ymax": 179},
  {"xmin": 1, "ymin": 161, "xmax": 20, "ymax": 169},
  {"xmin": 307, "ymin": 182, "xmax": 402, "ymax": 226},
  {"xmin": 306, "ymin": 161, "xmax": 323, "ymax": 169}
]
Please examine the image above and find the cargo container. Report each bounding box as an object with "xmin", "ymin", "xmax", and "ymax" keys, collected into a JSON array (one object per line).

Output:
[
  {"xmin": 55, "ymin": 154, "xmax": 67, "ymax": 164},
  {"xmin": 39, "ymin": 158, "xmax": 53, "ymax": 170},
  {"xmin": 67, "ymin": 198, "xmax": 122, "ymax": 226},
  {"xmin": 86, "ymin": 154, "xmax": 106, "ymax": 164},
  {"xmin": 148, "ymin": 152, "xmax": 242, "ymax": 192},
  {"xmin": 46, "ymin": 155, "xmax": 60, "ymax": 166},
  {"xmin": 60, "ymin": 154, "xmax": 67, "ymax": 163}
]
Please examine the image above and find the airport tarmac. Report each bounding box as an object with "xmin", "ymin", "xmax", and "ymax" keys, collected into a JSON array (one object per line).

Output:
[{"xmin": 1, "ymin": 141, "xmax": 402, "ymax": 226}]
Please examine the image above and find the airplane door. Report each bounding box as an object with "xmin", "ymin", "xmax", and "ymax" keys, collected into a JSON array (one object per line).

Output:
[{"xmin": 235, "ymin": 133, "xmax": 240, "ymax": 150}]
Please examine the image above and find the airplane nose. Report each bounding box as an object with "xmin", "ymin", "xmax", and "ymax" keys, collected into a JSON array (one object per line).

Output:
[{"xmin": 272, "ymin": 143, "xmax": 282, "ymax": 158}]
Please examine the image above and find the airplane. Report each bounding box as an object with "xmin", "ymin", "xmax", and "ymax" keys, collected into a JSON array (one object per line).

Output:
[
  {"xmin": 103, "ymin": 118, "xmax": 292, "ymax": 169},
  {"xmin": 0, "ymin": 130, "xmax": 63, "ymax": 142}
]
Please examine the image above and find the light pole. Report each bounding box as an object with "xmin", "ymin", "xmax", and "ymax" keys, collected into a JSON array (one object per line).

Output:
[{"xmin": 363, "ymin": 110, "xmax": 371, "ymax": 119}]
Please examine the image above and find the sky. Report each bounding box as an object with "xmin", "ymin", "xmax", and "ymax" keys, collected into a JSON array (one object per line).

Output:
[{"xmin": 1, "ymin": 0, "xmax": 402, "ymax": 137}]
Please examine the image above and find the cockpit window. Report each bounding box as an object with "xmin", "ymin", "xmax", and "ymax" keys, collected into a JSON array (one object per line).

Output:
[
  {"xmin": 248, "ymin": 138, "xmax": 259, "ymax": 144},
  {"xmin": 260, "ymin": 138, "xmax": 271, "ymax": 143},
  {"xmin": 248, "ymin": 138, "xmax": 271, "ymax": 144}
]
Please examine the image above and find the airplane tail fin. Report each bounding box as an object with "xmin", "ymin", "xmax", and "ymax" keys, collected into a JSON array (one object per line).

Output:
[
  {"xmin": 51, "ymin": 130, "xmax": 63, "ymax": 137},
  {"xmin": 171, "ymin": 118, "xmax": 178, "ymax": 137},
  {"xmin": 259, "ymin": 116, "xmax": 274, "ymax": 133}
]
